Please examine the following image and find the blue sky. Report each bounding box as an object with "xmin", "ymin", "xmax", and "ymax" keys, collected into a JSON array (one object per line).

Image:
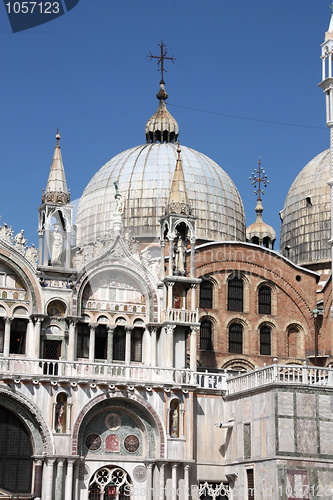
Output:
[{"xmin": 0, "ymin": 0, "xmax": 330, "ymax": 248}]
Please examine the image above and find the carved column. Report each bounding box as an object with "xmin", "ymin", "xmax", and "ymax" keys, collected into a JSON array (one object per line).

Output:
[
  {"xmin": 146, "ymin": 463, "xmax": 154, "ymax": 500},
  {"xmin": 160, "ymin": 240, "xmax": 166, "ymax": 279},
  {"xmin": 43, "ymin": 457, "xmax": 56, "ymax": 500},
  {"xmin": 38, "ymin": 230, "xmax": 44, "ymax": 267},
  {"xmin": 168, "ymin": 237, "xmax": 174, "ymax": 275},
  {"xmin": 43, "ymin": 225, "xmax": 50, "ymax": 266},
  {"xmin": 166, "ymin": 324, "xmax": 176, "ymax": 368},
  {"xmin": 34, "ymin": 317, "xmax": 42, "ymax": 358},
  {"xmin": 65, "ymin": 228, "xmax": 71, "ymax": 269},
  {"xmin": 66, "ymin": 403, "xmax": 73, "ymax": 434},
  {"xmin": 33, "ymin": 457, "xmax": 44, "ymax": 499},
  {"xmin": 125, "ymin": 326, "xmax": 133, "ymax": 365},
  {"xmin": 65, "ymin": 458, "xmax": 76, "ymax": 500},
  {"xmin": 190, "ymin": 237, "xmax": 196, "ymax": 278},
  {"xmin": 89, "ymin": 324, "xmax": 96, "ymax": 362},
  {"xmin": 171, "ymin": 463, "xmax": 178, "ymax": 500},
  {"xmin": 183, "ymin": 464, "xmax": 190, "ymax": 500},
  {"xmin": 167, "ymin": 282, "xmax": 175, "ymax": 310},
  {"xmin": 68, "ymin": 320, "xmax": 77, "ymax": 362},
  {"xmin": 190, "ymin": 326, "xmax": 198, "ymax": 372},
  {"xmin": 3, "ymin": 317, "xmax": 11, "ymax": 357},
  {"xmin": 55, "ymin": 458, "xmax": 65, "ymax": 500},
  {"xmin": 159, "ymin": 462, "xmax": 166, "ymax": 500},
  {"xmin": 190, "ymin": 283, "xmax": 197, "ymax": 312},
  {"xmin": 107, "ymin": 325, "xmax": 115, "ymax": 363},
  {"xmin": 26, "ymin": 318, "xmax": 34, "ymax": 358},
  {"xmin": 150, "ymin": 327, "xmax": 157, "ymax": 367}
]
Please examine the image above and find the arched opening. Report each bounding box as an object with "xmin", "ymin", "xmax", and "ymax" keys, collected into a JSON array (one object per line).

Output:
[
  {"xmin": 88, "ymin": 466, "xmax": 132, "ymax": 500},
  {"xmin": 10, "ymin": 318, "xmax": 28, "ymax": 354},
  {"xmin": 47, "ymin": 300, "xmax": 66, "ymax": 317},
  {"xmin": 258, "ymin": 286, "xmax": 271, "ymax": 314},
  {"xmin": 77, "ymin": 321, "xmax": 90, "ymax": 359},
  {"xmin": 227, "ymin": 277, "xmax": 243, "ymax": 312},
  {"xmin": 0, "ymin": 317, "xmax": 4, "ymax": 353},
  {"xmin": 199, "ymin": 281, "xmax": 213, "ymax": 309},
  {"xmin": 287, "ymin": 324, "xmax": 301, "ymax": 358},
  {"xmin": 200, "ymin": 320, "xmax": 213, "ymax": 351},
  {"xmin": 54, "ymin": 392, "xmax": 67, "ymax": 433},
  {"xmin": 95, "ymin": 324, "xmax": 107, "ymax": 360},
  {"xmin": 131, "ymin": 328, "xmax": 143, "ymax": 362},
  {"xmin": 113, "ymin": 326, "xmax": 125, "ymax": 361},
  {"xmin": 260, "ymin": 325, "xmax": 271, "ymax": 355},
  {"xmin": 228, "ymin": 323, "xmax": 243, "ymax": 354},
  {"xmin": 0, "ymin": 406, "xmax": 33, "ymax": 494}
]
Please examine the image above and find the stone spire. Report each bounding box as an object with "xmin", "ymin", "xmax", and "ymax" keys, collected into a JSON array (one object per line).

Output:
[
  {"xmin": 42, "ymin": 130, "xmax": 70, "ymax": 205},
  {"xmin": 166, "ymin": 143, "xmax": 191, "ymax": 215}
]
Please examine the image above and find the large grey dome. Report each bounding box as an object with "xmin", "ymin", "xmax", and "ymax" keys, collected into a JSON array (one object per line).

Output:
[
  {"xmin": 280, "ymin": 149, "xmax": 331, "ymax": 268},
  {"xmin": 75, "ymin": 143, "xmax": 245, "ymax": 245}
]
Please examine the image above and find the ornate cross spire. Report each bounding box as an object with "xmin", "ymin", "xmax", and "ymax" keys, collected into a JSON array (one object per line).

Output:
[
  {"xmin": 249, "ymin": 158, "xmax": 269, "ymax": 202},
  {"xmin": 148, "ymin": 41, "xmax": 176, "ymax": 83}
]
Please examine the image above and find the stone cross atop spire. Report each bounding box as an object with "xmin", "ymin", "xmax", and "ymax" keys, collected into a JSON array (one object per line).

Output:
[
  {"xmin": 42, "ymin": 130, "xmax": 70, "ymax": 205},
  {"xmin": 165, "ymin": 143, "xmax": 191, "ymax": 215}
]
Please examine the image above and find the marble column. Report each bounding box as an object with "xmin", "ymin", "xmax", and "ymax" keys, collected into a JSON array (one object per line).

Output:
[
  {"xmin": 89, "ymin": 325, "xmax": 96, "ymax": 362},
  {"xmin": 183, "ymin": 465, "xmax": 190, "ymax": 500},
  {"xmin": 167, "ymin": 282, "xmax": 175, "ymax": 310},
  {"xmin": 107, "ymin": 325, "xmax": 115, "ymax": 363},
  {"xmin": 168, "ymin": 238, "xmax": 174, "ymax": 276},
  {"xmin": 160, "ymin": 241, "xmax": 166, "ymax": 279},
  {"xmin": 26, "ymin": 318, "xmax": 34, "ymax": 358},
  {"xmin": 65, "ymin": 458, "xmax": 75, "ymax": 500},
  {"xmin": 65, "ymin": 228, "xmax": 71, "ymax": 269},
  {"xmin": 190, "ymin": 326, "xmax": 198, "ymax": 372},
  {"xmin": 68, "ymin": 320, "xmax": 76, "ymax": 362},
  {"xmin": 171, "ymin": 463, "xmax": 178, "ymax": 500},
  {"xmin": 55, "ymin": 458, "xmax": 65, "ymax": 500},
  {"xmin": 3, "ymin": 317, "xmax": 11, "ymax": 357},
  {"xmin": 34, "ymin": 317, "xmax": 42, "ymax": 359},
  {"xmin": 38, "ymin": 230, "xmax": 44, "ymax": 267},
  {"xmin": 125, "ymin": 326, "xmax": 132, "ymax": 365},
  {"xmin": 190, "ymin": 238, "xmax": 196, "ymax": 278},
  {"xmin": 159, "ymin": 462, "xmax": 166, "ymax": 500},
  {"xmin": 151, "ymin": 327, "xmax": 157, "ymax": 367},
  {"xmin": 166, "ymin": 325, "xmax": 175, "ymax": 368},
  {"xmin": 146, "ymin": 463, "xmax": 154, "ymax": 500},
  {"xmin": 43, "ymin": 457, "xmax": 56, "ymax": 500},
  {"xmin": 33, "ymin": 457, "xmax": 44, "ymax": 499}
]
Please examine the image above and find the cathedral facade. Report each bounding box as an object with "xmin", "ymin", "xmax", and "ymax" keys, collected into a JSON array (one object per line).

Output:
[{"xmin": 0, "ymin": 16, "xmax": 332, "ymax": 500}]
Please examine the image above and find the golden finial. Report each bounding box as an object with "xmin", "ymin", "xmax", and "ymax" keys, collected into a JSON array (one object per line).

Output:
[{"xmin": 56, "ymin": 128, "xmax": 60, "ymax": 145}]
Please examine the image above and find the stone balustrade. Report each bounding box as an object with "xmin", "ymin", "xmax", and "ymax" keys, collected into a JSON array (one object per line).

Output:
[
  {"xmin": 0, "ymin": 356, "xmax": 227, "ymax": 390},
  {"xmin": 227, "ymin": 359, "xmax": 333, "ymax": 395},
  {"xmin": 162, "ymin": 308, "xmax": 199, "ymax": 323}
]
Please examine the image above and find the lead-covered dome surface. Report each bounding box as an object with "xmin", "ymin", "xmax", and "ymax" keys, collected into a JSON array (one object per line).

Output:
[
  {"xmin": 280, "ymin": 149, "xmax": 331, "ymax": 268},
  {"xmin": 75, "ymin": 143, "xmax": 245, "ymax": 245}
]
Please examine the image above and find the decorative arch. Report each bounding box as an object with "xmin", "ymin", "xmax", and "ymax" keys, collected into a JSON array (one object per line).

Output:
[
  {"xmin": 226, "ymin": 271, "xmax": 250, "ymax": 313},
  {"xmin": 46, "ymin": 298, "xmax": 67, "ymax": 317},
  {"xmin": 0, "ymin": 385, "xmax": 54, "ymax": 455},
  {"xmin": 0, "ymin": 250, "xmax": 43, "ymax": 314},
  {"xmin": 72, "ymin": 391, "xmax": 166, "ymax": 458},
  {"xmin": 221, "ymin": 356, "xmax": 255, "ymax": 371},
  {"xmin": 11, "ymin": 304, "xmax": 29, "ymax": 317},
  {"xmin": 286, "ymin": 322, "xmax": 305, "ymax": 359}
]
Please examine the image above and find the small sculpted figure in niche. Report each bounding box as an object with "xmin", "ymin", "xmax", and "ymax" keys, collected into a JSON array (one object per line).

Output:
[
  {"xmin": 169, "ymin": 400, "xmax": 179, "ymax": 438},
  {"xmin": 51, "ymin": 225, "xmax": 63, "ymax": 265},
  {"xmin": 55, "ymin": 400, "xmax": 65, "ymax": 433},
  {"xmin": 174, "ymin": 231, "xmax": 186, "ymax": 275},
  {"xmin": 14, "ymin": 230, "xmax": 27, "ymax": 254}
]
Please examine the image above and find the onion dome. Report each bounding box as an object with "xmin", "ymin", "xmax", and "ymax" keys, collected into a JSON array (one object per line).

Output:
[
  {"xmin": 145, "ymin": 81, "xmax": 179, "ymax": 143},
  {"xmin": 246, "ymin": 200, "xmax": 276, "ymax": 249},
  {"xmin": 280, "ymin": 149, "xmax": 331, "ymax": 269},
  {"xmin": 42, "ymin": 130, "xmax": 70, "ymax": 205}
]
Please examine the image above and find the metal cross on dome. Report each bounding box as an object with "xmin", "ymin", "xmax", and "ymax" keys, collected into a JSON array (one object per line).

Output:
[
  {"xmin": 249, "ymin": 158, "xmax": 269, "ymax": 201},
  {"xmin": 148, "ymin": 41, "xmax": 176, "ymax": 82}
]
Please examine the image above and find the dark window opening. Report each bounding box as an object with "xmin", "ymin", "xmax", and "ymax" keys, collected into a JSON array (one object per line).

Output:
[
  {"xmin": 228, "ymin": 278, "xmax": 243, "ymax": 312},
  {"xmin": 113, "ymin": 327, "xmax": 125, "ymax": 361},
  {"xmin": 229, "ymin": 323, "xmax": 243, "ymax": 354},
  {"xmin": 0, "ymin": 406, "xmax": 33, "ymax": 494},
  {"xmin": 258, "ymin": 286, "xmax": 271, "ymax": 314},
  {"xmin": 200, "ymin": 320, "xmax": 213, "ymax": 350},
  {"xmin": 10, "ymin": 319, "xmax": 27, "ymax": 354},
  {"xmin": 260, "ymin": 326, "xmax": 271, "ymax": 355},
  {"xmin": 200, "ymin": 281, "xmax": 213, "ymax": 309},
  {"xmin": 77, "ymin": 322, "xmax": 90, "ymax": 359},
  {"xmin": 246, "ymin": 469, "xmax": 255, "ymax": 500},
  {"xmin": 306, "ymin": 196, "xmax": 312, "ymax": 207},
  {"xmin": 95, "ymin": 325, "xmax": 107, "ymax": 360},
  {"xmin": 131, "ymin": 328, "xmax": 143, "ymax": 362}
]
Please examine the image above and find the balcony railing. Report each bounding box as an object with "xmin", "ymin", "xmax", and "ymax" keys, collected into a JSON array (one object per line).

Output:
[
  {"xmin": 0, "ymin": 357, "xmax": 227, "ymax": 391},
  {"xmin": 162, "ymin": 308, "xmax": 199, "ymax": 323},
  {"xmin": 227, "ymin": 360, "xmax": 333, "ymax": 395}
]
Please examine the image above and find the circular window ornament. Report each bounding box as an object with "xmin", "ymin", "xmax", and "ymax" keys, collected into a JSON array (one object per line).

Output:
[
  {"xmin": 124, "ymin": 434, "xmax": 140, "ymax": 453},
  {"xmin": 105, "ymin": 413, "xmax": 121, "ymax": 431},
  {"xmin": 85, "ymin": 433, "xmax": 102, "ymax": 451},
  {"xmin": 133, "ymin": 465, "xmax": 147, "ymax": 483}
]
